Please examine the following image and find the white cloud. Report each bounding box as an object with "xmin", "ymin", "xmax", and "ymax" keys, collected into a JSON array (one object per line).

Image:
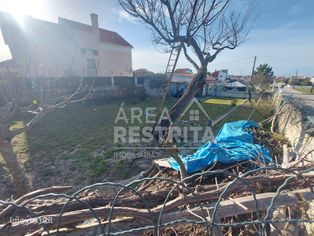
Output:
[
  {"xmin": 250, "ymin": 22, "xmax": 297, "ymax": 39},
  {"xmin": 112, "ymin": 8, "xmax": 138, "ymax": 24},
  {"xmin": 118, "ymin": 10, "xmax": 138, "ymax": 23}
]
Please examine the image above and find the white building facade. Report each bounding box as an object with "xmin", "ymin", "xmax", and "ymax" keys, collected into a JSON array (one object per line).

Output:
[{"xmin": 0, "ymin": 12, "xmax": 133, "ymax": 78}]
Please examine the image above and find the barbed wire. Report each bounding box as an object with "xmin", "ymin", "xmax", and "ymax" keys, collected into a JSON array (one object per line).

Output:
[{"xmin": 0, "ymin": 166, "xmax": 313, "ymax": 236}]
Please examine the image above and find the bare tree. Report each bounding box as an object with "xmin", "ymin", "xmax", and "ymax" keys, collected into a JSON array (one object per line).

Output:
[
  {"xmin": 119, "ymin": 0, "xmax": 256, "ymax": 126},
  {"xmin": 0, "ymin": 60, "xmax": 98, "ymax": 196}
]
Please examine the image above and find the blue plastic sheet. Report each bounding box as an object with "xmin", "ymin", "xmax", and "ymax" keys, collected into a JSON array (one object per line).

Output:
[{"xmin": 168, "ymin": 120, "xmax": 272, "ymax": 174}]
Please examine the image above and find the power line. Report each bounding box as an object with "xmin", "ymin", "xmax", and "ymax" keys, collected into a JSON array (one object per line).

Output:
[{"xmin": 212, "ymin": 57, "xmax": 254, "ymax": 66}]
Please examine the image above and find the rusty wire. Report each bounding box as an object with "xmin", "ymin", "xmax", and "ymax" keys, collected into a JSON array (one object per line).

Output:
[{"xmin": 0, "ymin": 166, "xmax": 313, "ymax": 236}]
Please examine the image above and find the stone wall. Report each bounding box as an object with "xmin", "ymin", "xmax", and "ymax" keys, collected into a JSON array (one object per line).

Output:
[
  {"xmin": 275, "ymin": 99, "xmax": 314, "ymax": 163},
  {"xmin": 275, "ymin": 97, "xmax": 314, "ymax": 235}
]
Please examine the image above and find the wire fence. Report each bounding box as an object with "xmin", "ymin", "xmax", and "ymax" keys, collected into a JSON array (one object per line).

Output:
[{"xmin": 0, "ymin": 165, "xmax": 313, "ymax": 236}]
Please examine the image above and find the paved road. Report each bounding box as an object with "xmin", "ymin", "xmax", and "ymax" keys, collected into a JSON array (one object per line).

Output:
[{"xmin": 282, "ymin": 86, "xmax": 314, "ymax": 117}]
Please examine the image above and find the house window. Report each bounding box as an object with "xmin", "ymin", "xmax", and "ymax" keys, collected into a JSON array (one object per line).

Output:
[
  {"xmin": 87, "ymin": 59, "xmax": 96, "ymax": 69},
  {"xmin": 81, "ymin": 48, "xmax": 98, "ymax": 56}
]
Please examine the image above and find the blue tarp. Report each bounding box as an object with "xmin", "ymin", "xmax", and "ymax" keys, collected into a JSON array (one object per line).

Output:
[{"xmin": 168, "ymin": 120, "xmax": 272, "ymax": 174}]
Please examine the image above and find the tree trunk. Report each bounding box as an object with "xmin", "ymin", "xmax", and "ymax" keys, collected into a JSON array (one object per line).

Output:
[
  {"xmin": 159, "ymin": 70, "xmax": 206, "ymax": 179},
  {"xmin": 162, "ymin": 70, "xmax": 207, "ymax": 127},
  {"xmin": 0, "ymin": 137, "xmax": 29, "ymax": 196},
  {"xmin": 248, "ymin": 87, "xmax": 252, "ymax": 103}
]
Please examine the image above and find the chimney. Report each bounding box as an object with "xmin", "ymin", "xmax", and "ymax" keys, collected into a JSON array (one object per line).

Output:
[{"xmin": 90, "ymin": 13, "xmax": 98, "ymax": 29}]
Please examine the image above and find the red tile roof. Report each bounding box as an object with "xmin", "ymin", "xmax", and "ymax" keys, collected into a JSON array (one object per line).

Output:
[
  {"xmin": 211, "ymin": 71, "xmax": 219, "ymax": 78},
  {"xmin": 175, "ymin": 73, "xmax": 194, "ymax": 78},
  {"xmin": 59, "ymin": 17, "xmax": 133, "ymax": 48},
  {"xmin": 175, "ymin": 68, "xmax": 193, "ymax": 74},
  {"xmin": 99, "ymin": 28, "xmax": 133, "ymax": 48},
  {"xmin": 134, "ymin": 69, "xmax": 154, "ymax": 77}
]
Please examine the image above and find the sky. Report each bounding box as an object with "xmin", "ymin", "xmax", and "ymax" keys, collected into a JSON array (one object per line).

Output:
[{"xmin": 0, "ymin": 0, "xmax": 313, "ymax": 76}]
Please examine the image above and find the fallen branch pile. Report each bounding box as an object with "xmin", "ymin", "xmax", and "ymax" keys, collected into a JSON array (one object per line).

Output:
[{"xmin": 0, "ymin": 165, "xmax": 313, "ymax": 236}]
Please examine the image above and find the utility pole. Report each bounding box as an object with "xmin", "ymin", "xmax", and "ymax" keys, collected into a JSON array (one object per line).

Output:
[
  {"xmin": 293, "ymin": 69, "xmax": 298, "ymax": 89},
  {"xmin": 248, "ymin": 56, "xmax": 257, "ymax": 102},
  {"xmin": 250, "ymin": 56, "xmax": 257, "ymax": 80}
]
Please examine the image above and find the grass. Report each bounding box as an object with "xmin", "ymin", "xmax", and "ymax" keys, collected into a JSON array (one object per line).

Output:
[
  {"xmin": 213, "ymin": 106, "xmax": 265, "ymax": 133},
  {"xmin": 3, "ymin": 96, "xmax": 265, "ymax": 189},
  {"xmin": 7, "ymin": 97, "xmax": 178, "ymax": 185},
  {"xmin": 294, "ymin": 87, "xmax": 314, "ymax": 94},
  {"xmin": 203, "ymin": 98, "xmax": 248, "ymax": 106},
  {"xmin": 90, "ymin": 156, "xmax": 108, "ymax": 177}
]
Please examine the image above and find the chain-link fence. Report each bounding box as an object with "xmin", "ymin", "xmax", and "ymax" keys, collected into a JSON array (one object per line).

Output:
[{"xmin": 0, "ymin": 166, "xmax": 313, "ymax": 236}]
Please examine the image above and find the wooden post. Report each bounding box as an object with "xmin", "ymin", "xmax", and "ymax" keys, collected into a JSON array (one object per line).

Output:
[
  {"xmin": 212, "ymin": 214, "xmax": 224, "ymax": 236},
  {"xmin": 248, "ymin": 56, "xmax": 257, "ymax": 102},
  {"xmin": 282, "ymin": 144, "xmax": 289, "ymax": 168}
]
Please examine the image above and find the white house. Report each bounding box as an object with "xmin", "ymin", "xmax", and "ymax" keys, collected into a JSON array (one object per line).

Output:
[
  {"xmin": 170, "ymin": 69, "xmax": 193, "ymax": 97},
  {"xmin": 0, "ymin": 12, "xmax": 133, "ymax": 79},
  {"xmin": 212, "ymin": 69, "xmax": 228, "ymax": 82},
  {"xmin": 223, "ymin": 81, "xmax": 247, "ymax": 91}
]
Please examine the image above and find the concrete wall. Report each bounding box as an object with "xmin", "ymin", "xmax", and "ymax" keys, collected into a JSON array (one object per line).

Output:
[
  {"xmin": 275, "ymin": 96, "xmax": 314, "ymax": 235},
  {"xmin": 276, "ymin": 99, "xmax": 314, "ymax": 163},
  {"xmin": 142, "ymin": 76, "xmax": 163, "ymax": 96},
  {"xmin": 206, "ymin": 87, "xmax": 259, "ymax": 99}
]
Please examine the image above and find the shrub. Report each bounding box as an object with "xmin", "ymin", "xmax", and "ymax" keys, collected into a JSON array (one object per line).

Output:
[{"xmin": 253, "ymin": 99, "xmax": 275, "ymax": 117}]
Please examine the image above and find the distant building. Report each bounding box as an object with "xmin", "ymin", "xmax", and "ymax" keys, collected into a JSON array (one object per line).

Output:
[
  {"xmin": 0, "ymin": 12, "xmax": 133, "ymax": 78},
  {"xmin": 211, "ymin": 69, "xmax": 228, "ymax": 82},
  {"xmin": 229, "ymin": 75, "xmax": 250, "ymax": 82},
  {"xmin": 275, "ymin": 76, "xmax": 286, "ymax": 82},
  {"xmin": 290, "ymin": 75, "xmax": 306, "ymax": 85},
  {"xmin": 202, "ymin": 74, "xmax": 254, "ymax": 98},
  {"xmin": 140, "ymin": 68, "xmax": 194, "ymax": 97},
  {"xmin": 170, "ymin": 72, "xmax": 193, "ymax": 97},
  {"xmin": 202, "ymin": 75, "xmax": 220, "ymax": 96},
  {"xmin": 174, "ymin": 68, "xmax": 193, "ymax": 74},
  {"xmin": 134, "ymin": 69, "xmax": 154, "ymax": 77},
  {"xmin": 223, "ymin": 81, "xmax": 247, "ymax": 91}
]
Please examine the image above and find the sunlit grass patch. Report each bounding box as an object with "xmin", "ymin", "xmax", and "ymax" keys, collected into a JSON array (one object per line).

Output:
[{"xmin": 203, "ymin": 98, "xmax": 248, "ymax": 106}]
